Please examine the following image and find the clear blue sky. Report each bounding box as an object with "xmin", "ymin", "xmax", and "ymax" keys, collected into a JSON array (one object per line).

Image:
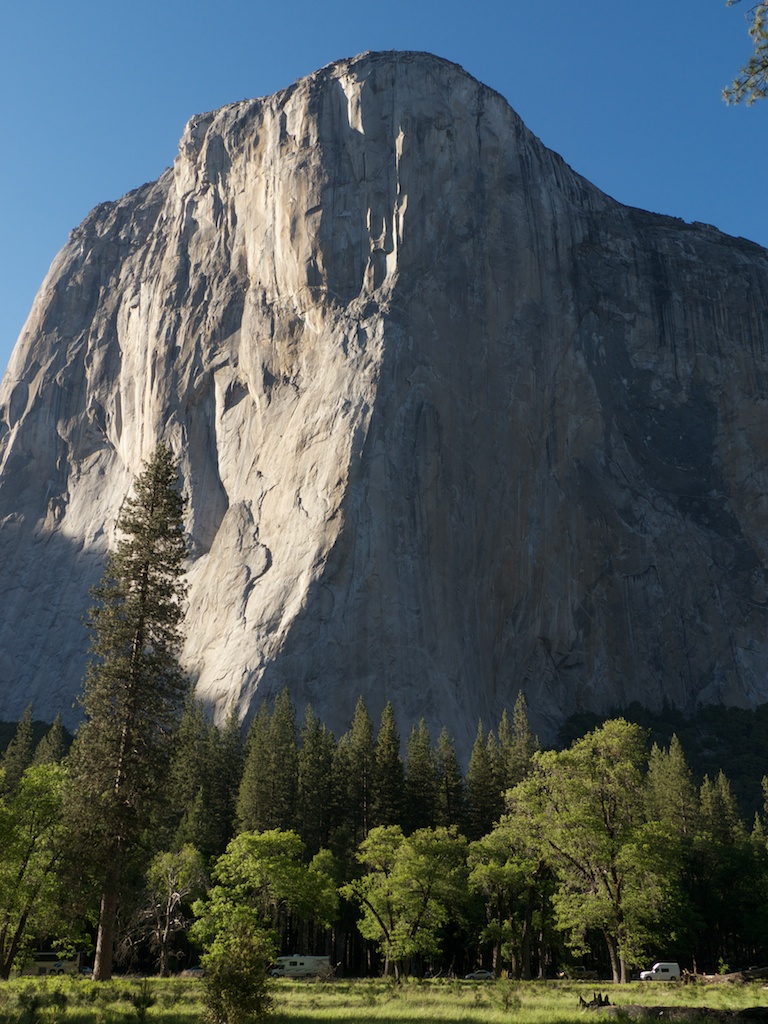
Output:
[{"xmin": 1, "ymin": 0, "xmax": 765, "ymax": 377}]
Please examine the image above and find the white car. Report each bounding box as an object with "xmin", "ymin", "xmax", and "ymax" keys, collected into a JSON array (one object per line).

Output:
[{"xmin": 640, "ymin": 962, "xmax": 680, "ymax": 981}]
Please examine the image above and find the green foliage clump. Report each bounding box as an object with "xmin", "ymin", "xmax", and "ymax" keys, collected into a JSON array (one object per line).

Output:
[{"xmin": 198, "ymin": 923, "xmax": 274, "ymax": 1024}]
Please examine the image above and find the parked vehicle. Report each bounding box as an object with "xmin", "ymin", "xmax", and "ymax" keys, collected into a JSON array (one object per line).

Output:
[
  {"xmin": 640, "ymin": 961, "xmax": 681, "ymax": 981},
  {"xmin": 181, "ymin": 965, "xmax": 205, "ymax": 978},
  {"xmin": 19, "ymin": 952, "xmax": 81, "ymax": 977},
  {"xmin": 464, "ymin": 969, "xmax": 494, "ymax": 980},
  {"xmin": 560, "ymin": 966, "xmax": 599, "ymax": 980},
  {"xmin": 270, "ymin": 955, "xmax": 332, "ymax": 979}
]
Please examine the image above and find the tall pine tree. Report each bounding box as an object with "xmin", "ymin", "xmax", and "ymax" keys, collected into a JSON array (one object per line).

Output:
[
  {"xmin": 404, "ymin": 719, "xmax": 438, "ymax": 832},
  {"xmin": 341, "ymin": 697, "xmax": 375, "ymax": 847},
  {"xmin": 0, "ymin": 706, "xmax": 34, "ymax": 796},
  {"xmin": 296, "ymin": 705, "xmax": 336, "ymax": 855},
  {"xmin": 237, "ymin": 690, "xmax": 298, "ymax": 833},
  {"xmin": 434, "ymin": 727, "xmax": 464, "ymax": 829},
  {"xmin": 68, "ymin": 442, "xmax": 188, "ymax": 981},
  {"xmin": 465, "ymin": 721, "xmax": 503, "ymax": 840},
  {"xmin": 372, "ymin": 702, "xmax": 405, "ymax": 827}
]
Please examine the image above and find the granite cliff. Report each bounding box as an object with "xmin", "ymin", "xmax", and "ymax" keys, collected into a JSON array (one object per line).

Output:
[{"xmin": 2, "ymin": 51, "xmax": 768, "ymax": 753}]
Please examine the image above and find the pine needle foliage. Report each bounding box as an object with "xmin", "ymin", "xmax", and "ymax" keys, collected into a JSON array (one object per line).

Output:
[
  {"xmin": 724, "ymin": 0, "xmax": 768, "ymax": 104},
  {"xmin": 70, "ymin": 442, "xmax": 188, "ymax": 979}
]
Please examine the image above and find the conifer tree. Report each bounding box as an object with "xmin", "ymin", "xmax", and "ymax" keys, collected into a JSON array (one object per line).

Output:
[
  {"xmin": 505, "ymin": 692, "xmax": 539, "ymax": 788},
  {"xmin": 342, "ymin": 697, "xmax": 375, "ymax": 846},
  {"xmin": 296, "ymin": 705, "xmax": 336, "ymax": 855},
  {"xmin": 0, "ymin": 706, "xmax": 34, "ymax": 796},
  {"xmin": 465, "ymin": 721, "xmax": 503, "ymax": 840},
  {"xmin": 700, "ymin": 770, "xmax": 746, "ymax": 844},
  {"xmin": 164, "ymin": 695, "xmax": 212, "ymax": 852},
  {"xmin": 237, "ymin": 691, "xmax": 297, "ymax": 833},
  {"xmin": 404, "ymin": 719, "xmax": 438, "ymax": 832},
  {"xmin": 237, "ymin": 704, "xmax": 272, "ymax": 833},
  {"xmin": 372, "ymin": 702, "xmax": 405, "ymax": 827},
  {"xmin": 434, "ymin": 727, "xmax": 464, "ymax": 829},
  {"xmin": 68, "ymin": 442, "xmax": 188, "ymax": 981},
  {"xmin": 32, "ymin": 714, "xmax": 67, "ymax": 766},
  {"xmin": 645, "ymin": 734, "xmax": 699, "ymax": 838},
  {"xmin": 267, "ymin": 689, "xmax": 298, "ymax": 830},
  {"xmin": 164, "ymin": 696, "xmax": 243, "ymax": 862},
  {"xmin": 205, "ymin": 707, "xmax": 244, "ymax": 857}
]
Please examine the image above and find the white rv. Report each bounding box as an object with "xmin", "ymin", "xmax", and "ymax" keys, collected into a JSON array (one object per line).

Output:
[
  {"xmin": 270, "ymin": 955, "xmax": 332, "ymax": 979},
  {"xmin": 640, "ymin": 961, "xmax": 681, "ymax": 981}
]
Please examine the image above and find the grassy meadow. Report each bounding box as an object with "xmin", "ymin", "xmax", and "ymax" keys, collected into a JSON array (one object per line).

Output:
[{"xmin": 2, "ymin": 975, "xmax": 768, "ymax": 1024}]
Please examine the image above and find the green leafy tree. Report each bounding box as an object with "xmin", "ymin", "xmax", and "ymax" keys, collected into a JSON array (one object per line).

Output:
[
  {"xmin": 724, "ymin": 0, "xmax": 768, "ymax": 104},
  {"xmin": 341, "ymin": 824, "xmax": 468, "ymax": 978},
  {"xmin": 126, "ymin": 845, "xmax": 208, "ymax": 976},
  {"xmin": 468, "ymin": 813, "xmax": 545, "ymax": 979},
  {"xmin": 68, "ymin": 442, "xmax": 188, "ymax": 981},
  {"xmin": 192, "ymin": 828, "xmax": 337, "ymax": 1003},
  {"xmin": 196, "ymin": 829, "xmax": 337, "ymax": 941},
  {"xmin": 514, "ymin": 719, "xmax": 673, "ymax": 982},
  {"xmin": 0, "ymin": 763, "xmax": 71, "ymax": 978},
  {"xmin": 191, "ymin": 900, "xmax": 274, "ymax": 1024}
]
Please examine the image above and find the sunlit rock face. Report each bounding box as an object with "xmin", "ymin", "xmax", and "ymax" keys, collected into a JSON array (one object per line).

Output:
[{"xmin": 2, "ymin": 51, "xmax": 768, "ymax": 754}]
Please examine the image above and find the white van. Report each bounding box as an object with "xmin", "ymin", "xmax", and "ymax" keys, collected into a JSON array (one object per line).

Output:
[
  {"xmin": 270, "ymin": 955, "xmax": 332, "ymax": 979},
  {"xmin": 640, "ymin": 962, "xmax": 681, "ymax": 981}
]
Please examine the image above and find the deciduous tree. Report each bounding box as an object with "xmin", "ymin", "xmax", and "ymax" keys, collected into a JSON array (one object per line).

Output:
[
  {"xmin": 192, "ymin": 828, "xmax": 337, "ymax": 979},
  {"xmin": 342, "ymin": 825, "xmax": 468, "ymax": 978},
  {"xmin": 0, "ymin": 763, "xmax": 71, "ymax": 978},
  {"xmin": 514, "ymin": 719, "xmax": 672, "ymax": 982},
  {"xmin": 126, "ymin": 845, "xmax": 207, "ymax": 976}
]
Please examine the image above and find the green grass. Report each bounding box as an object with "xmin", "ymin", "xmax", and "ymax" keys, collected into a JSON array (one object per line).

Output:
[{"xmin": 2, "ymin": 975, "xmax": 768, "ymax": 1024}]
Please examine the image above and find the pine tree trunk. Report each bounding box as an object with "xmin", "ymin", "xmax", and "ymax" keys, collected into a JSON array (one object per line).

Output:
[{"xmin": 93, "ymin": 855, "xmax": 122, "ymax": 981}]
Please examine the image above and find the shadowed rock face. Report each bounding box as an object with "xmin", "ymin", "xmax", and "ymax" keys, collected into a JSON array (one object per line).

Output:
[{"xmin": 2, "ymin": 51, "xmax": 768, "ymax": 754}]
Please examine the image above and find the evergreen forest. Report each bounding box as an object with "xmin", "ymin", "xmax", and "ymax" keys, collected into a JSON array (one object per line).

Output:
[{"xmin": 3, "ymin": 689, "xmax": 768, "ymax": 985}]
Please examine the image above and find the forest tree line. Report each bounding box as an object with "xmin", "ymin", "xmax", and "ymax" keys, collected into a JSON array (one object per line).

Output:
[
  {"xmin": 3, "ymin": 688, "xmax": 768, "ymax": 984},
  {"xmin": 3, "ymin": 443, "xmax": 768, "ymax": 995}
]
